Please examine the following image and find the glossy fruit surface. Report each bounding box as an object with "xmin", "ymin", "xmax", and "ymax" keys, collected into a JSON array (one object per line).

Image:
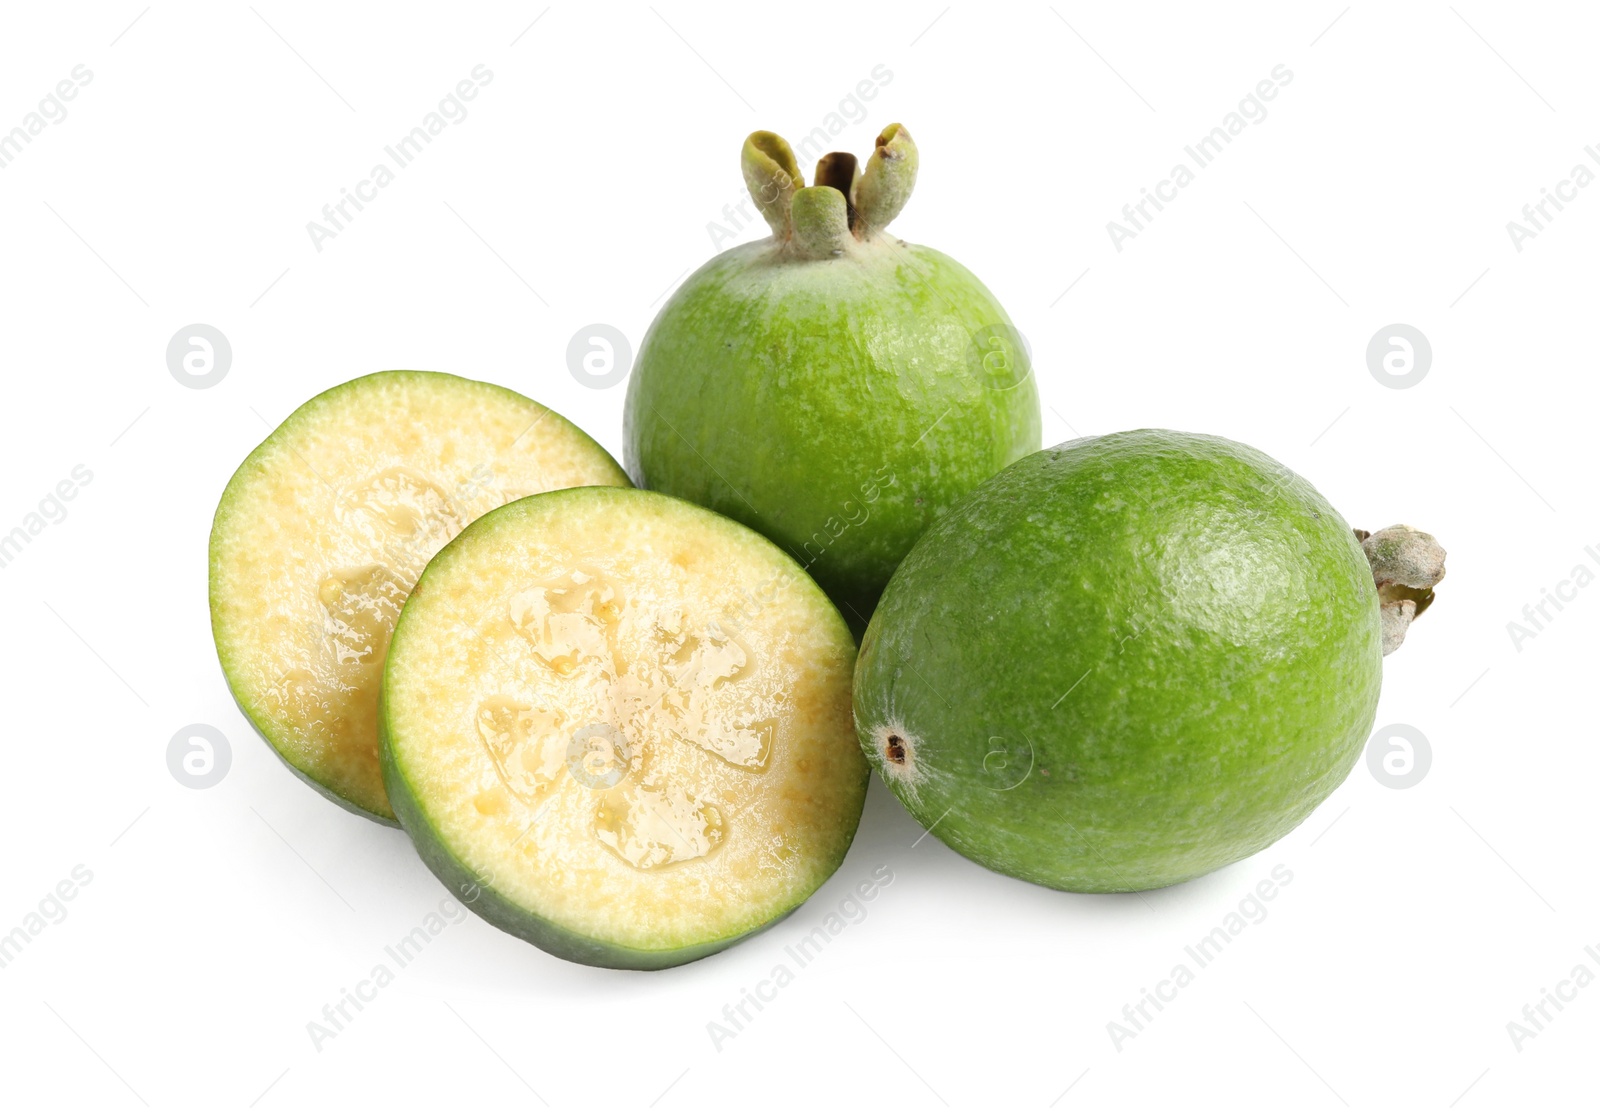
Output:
[
  {"xmin": 854, "ymin": 430, "xmax": 1383, "ymax": 891},
  {"xmin": 625, "ymin": 125, "xmax": 1040, "ymax": 629}
]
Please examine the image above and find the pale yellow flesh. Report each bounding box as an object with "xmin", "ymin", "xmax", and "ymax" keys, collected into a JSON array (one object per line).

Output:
[
  {"xmin": 384, "ymin": 490, "xmax": 864, "ymax": 952},
  {"xmin": 209, "ymin": 372, "xmax": 629, "ymax": 818}
]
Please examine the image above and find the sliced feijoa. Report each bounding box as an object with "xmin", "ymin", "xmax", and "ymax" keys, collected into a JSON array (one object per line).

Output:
[
  {"xmin": 209, "ymin": 370, "xmax": 629, "ymax": 823},
  {"xmin": 380, "ymin": 487, "xmax": 866, "ymax": 969}
]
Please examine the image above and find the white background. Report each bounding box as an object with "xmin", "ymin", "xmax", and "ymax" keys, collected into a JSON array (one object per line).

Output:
[{"xmin": 0, "ymin": 2, "xmax": 1593, "ymax": 1110}]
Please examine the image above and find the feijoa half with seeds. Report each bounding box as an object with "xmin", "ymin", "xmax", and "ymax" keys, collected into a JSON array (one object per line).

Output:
[
  {"xmin": 380, "ymin": 487, "xmax": 867, "ymax": 969},
  {"xmin": 209, "ymin": 370, "xmax": 630, "ymax": 823}
]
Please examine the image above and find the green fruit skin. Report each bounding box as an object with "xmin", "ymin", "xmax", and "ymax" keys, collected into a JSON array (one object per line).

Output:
[
  {"xmin": 624, "ymin": 238, "xmax": 1042, "ymax": 629},
  {"xmin": 854, "ymin": 431, "xmax": 1383, "ymax": 892},
  {"xmin": 380, "ymin": 488, "xmax": 865, "ymax": 971}
]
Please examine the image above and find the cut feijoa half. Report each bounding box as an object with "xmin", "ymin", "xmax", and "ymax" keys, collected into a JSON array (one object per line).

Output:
[
  {"xmin": 380, "ymin": 487, "xmax": 866, "ymax": 969},
  {"xmin": 209, "ymin": 371, "xmax": 629, "ymax": 824}
]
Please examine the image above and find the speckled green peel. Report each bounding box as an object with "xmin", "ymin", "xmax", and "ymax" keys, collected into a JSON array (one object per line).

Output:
[
  {"xmin": 854, "ymin": 430, "xmax": 1397, "ymax": 893},
  {"xmin": 625, "ymin": 123, "xmax": 1041, "ymax": 630}
]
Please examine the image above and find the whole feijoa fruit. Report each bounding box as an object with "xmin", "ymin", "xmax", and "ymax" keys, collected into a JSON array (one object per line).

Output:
[
  {"xmin": 853, "ymin": 430, "xmax": 1445, "ymax": 892},
  {"xmin": 210, "ymin": 371, "xmax": 630, "ymax": 824},
  {"xmin": 381, "ymin": 487, "xmax": 866, "ymax": 969},
  {"xmin": 624, "ymin": 124, "xmax": 1041, "ymax": 629}
]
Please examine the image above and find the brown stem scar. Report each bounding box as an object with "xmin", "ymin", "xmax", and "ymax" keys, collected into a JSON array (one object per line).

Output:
[{"xmin": 1358, "ymin": 524, "xmax": 1446, "ymax": 656}]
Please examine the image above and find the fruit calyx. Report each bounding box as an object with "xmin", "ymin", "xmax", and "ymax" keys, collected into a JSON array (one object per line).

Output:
[
  {"xmin": 740, "ymin": 124, "xmax": 919, "ymax": 260},
  {"xmin": 1356, "ymin": 525, "xmax": 1447, "ymax": 655}
]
